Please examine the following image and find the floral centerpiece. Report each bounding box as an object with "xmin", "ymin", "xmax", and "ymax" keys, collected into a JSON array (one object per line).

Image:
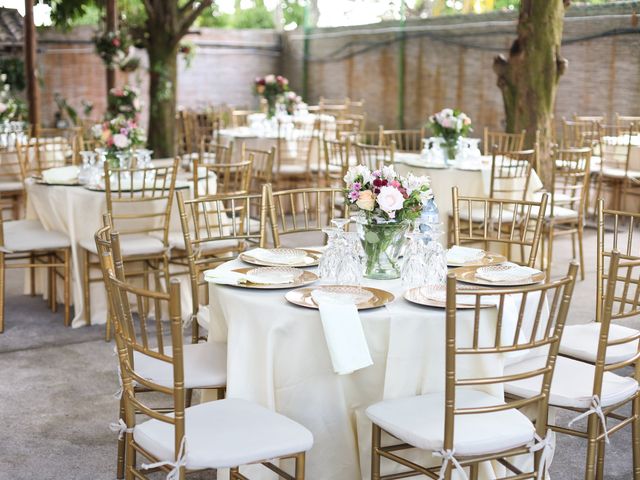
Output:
[
  {"xmin": 0, "ymin": 73, "xmax": 19, "ymax": 122},
  {"xmin": 107, "ymin": 85, "xmax": 141, "ymax": 121},
  {"xmin": 283, "ymin": 91, "xmax": 302, "ymax": 115},
  {"xmin": 345, "ymin": 165, "xmax": 432, "ymax": 279},
  {"xmin": 427, "ymin": 108, "xmax": 473, "ymax": 162},
  {"xmin": 254, "ymin": 74, "xmax": 289, "ymax": 118},
  {"xmin": 94, "ymin": 30, "xmax": 130, "ymax": 67},
  {"xmin": 92, "ymin": 115, "xmax": 146, "ymax": 167}
]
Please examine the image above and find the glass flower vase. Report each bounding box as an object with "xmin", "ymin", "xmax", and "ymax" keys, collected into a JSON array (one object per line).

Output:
[{"xmin": 358, "ymin": 220, "xmax": 410, "ymax": 280}]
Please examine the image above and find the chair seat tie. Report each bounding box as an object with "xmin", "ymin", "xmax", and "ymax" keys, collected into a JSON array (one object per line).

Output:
[
  {"xmin": 568, "ymin": 395, "xmax": 610, "ymax": 444},
  {"xmin": 109, "ymin": 418, "xmax": 134, "ymax": 440},
  {"xmin": 528, "ymin": 432, "xmax": 555, "ymax": 480},
  {"xmin": 142, "ymin": 436, "xmax": 187, "ymax": 480},
  {"xmin": 434, "ymin": 449, "xmax": 468, "ymax": 480},
  {"xmin": 114, "ymin": 364, "xmax": 123, "ymax": 400}
]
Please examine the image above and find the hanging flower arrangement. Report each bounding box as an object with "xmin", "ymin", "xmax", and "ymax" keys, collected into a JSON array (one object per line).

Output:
[
  {"xmin": 179, "ymin": 41, "xmax": 196, "ymax": 69},
  {"xmin": 107, "ymin": 85, "xmax": 141, "ymax": 121},
  {"xmin": 94, "ymin": 30, "xmax": 130, "ymax": 67}
]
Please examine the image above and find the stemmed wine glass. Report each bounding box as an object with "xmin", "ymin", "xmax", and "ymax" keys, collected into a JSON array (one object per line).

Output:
[
  {"xmin": 78, "ymin": 151, "xmax": 97, "ymax": 185},
  {"xmin": 401, "ymin": 230, "xmax": 429, "ymax": 288}
]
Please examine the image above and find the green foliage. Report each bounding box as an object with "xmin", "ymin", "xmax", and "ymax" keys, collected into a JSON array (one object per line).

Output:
[
  {"xmin": 232, "ymin": 4, "xmax": 275, "ymax": 29},
  {"xmin": 282, "ymin": 0, "xmax": 305, "ymax": 28},
  {"xmin": 0, "ymin": 58, "xmax": 25, "ymax": 92}
]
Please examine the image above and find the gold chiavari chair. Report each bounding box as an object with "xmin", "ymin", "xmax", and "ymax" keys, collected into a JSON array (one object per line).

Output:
[
  {"xmin": 193, "ymin": 158, "xmax": 252, "ymax": 197},
  {"xmin": 0, "ymin": 207, "xmax": 71, "ymax": 332},
  {"xmin": 452, "ymin": 186, "xmax": 549, "ymax": 267},
  {"xmin": 368, "ymin": 262, "xmax": 579, "ymax": 480},
  {"xmin": 561, "ymin": 118, "xmax": 600, "ymax": 149},
  {"xmin": 199, "ymin": 138, "xmax": 234, "ymax": 165},
  {"xmin": 341, "ymin": 127, "xmax": 383, "ymax": 146},
  {"xmin": 231, "ymin": 109, "xmax": 258, "ymax": 128},
  {"xmin": 380, "ymin": 127, "xmax": 425, "ymax": 153},
  {"xmin": 537, "ymin": 147, "xmax": 591, "ymax": 280},
  {"xmin": 505, "ymin": 251, "xmax": 640, "ymax": 480},
  {"xmin": 268, "ymin": 185, "xmax": 346, "ymax": 248},
  {"xmin": 242, "ymin": 144, "xmax": 275, "ymax": 193},
  {"xmin": 0, "ymin": 143, "xmax": 27, "ymax": 219},
  {"xmin": 275, "ymin": 120, "xmax": 317, "ymax": 187},
  {"xmin": 616, "ymin": 114, "xmax": 640, "ymax": 130},
  {"xmin": 24, "ymin": 136, "xmax": 77, "ymax": 176},
  {"xmin": 322, "ymin": 137, "xmax": 351, "ymax": 188},
  {"xmin": 594, "ymin": 123, "xmax": 635, "ymax": 211},
  {"xmin": 79, "ymin": 159, "xmax": 179, "ymax": 325},
  {"xmin": 96, "ymin": 226, "xmax": 227, "ymax": 477},
  {"xmin": 109, "ymin": 258, "xmax": 311, "ymax": 480},
  {"xmin": 482, "ymin": 128, "xmax": 526, "ymax": 155},
  {"xmin": 354, "ymin": 141, "xmax": 395, "ymax": 170},
  {"xmin": 559, "ymin": 198, "xmax": 640, "ymax": 366},
  {"xmin": 343, "ymin": 113, "xmax": 366, "ymax": 131},
  {"xmin": 574, "ymin": 113, "xmax": 606, "ymax": 123},
  {"xmin": 177, "ymin": 186, "xmax": 269, "ymax": 342}
]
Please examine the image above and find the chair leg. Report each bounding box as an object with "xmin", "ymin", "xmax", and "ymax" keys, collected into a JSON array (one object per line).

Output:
[
  {"xmin": 295, "ymin": 452, "xmax": 306, "ymax": 479},
  {"xmin": 596, "ymin": 427, "xmax": 606, "ymax": 480},
  {"xmin": 633, "ymin": 393, "xmax": 640, "ymax": 480},
  {"xmin": 82, "ymin": 250, "xmax": 91, "ymax": 325},
  {"xmin": 116, "ymin": 397, "xmax": 126, "ymax": 479},
  {"xmin": 585, "ymin": 414, "xmax": 600, "ymax": 480},
  {"xmin": 371, "ymin": 423, "xmax": 381, "ymax": 480},
  {"xmin": 546, "ymin": 225, "xmax": 554, "ymax": 280},
  {"xmin": 469, "ymin": 463, "xmax": 479, "ymax": 480},
  {"xmin": 230, "ymin": 467, "xmax": 239, "ymax": 480},
  {"xmin": 578, "ymin": 223, "xmax": 586, "ymax": 281},
  {"xmin": 51, "ymin": 256, "xmax": 57, "ymax": 314},
  {"xmin": 29, "ymin": 252, "xmax": 35, "ymax": 296},
  {"xmin": 0, "ymin": 252, "xmax": 4, "ymax": 333},
  {"xmin": 63, "ymin": 249, "xmax": 70, "ymax": 326},
  {"xmin": 125, "ymin": 430, "xmax": 136, "ymax": 480}
]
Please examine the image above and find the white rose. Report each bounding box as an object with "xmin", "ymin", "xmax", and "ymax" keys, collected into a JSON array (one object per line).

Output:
[
  {"xmin": 265, "ymin": 74, "xmax": 276, "ymax": 84},
  {"xmin": 377, "ymin": 186, "xmax": 405, "ymax": 213},
  {"xmin": 91, "ymin": 124, "xmax": 103, "ymax": 138},
  {"xmin": 113, "ymin": 133, "xmax": 130, "ymax": 149},
  {"xmin": 381, "ymin": 165, "xmax": 397, "ymax": 180}
]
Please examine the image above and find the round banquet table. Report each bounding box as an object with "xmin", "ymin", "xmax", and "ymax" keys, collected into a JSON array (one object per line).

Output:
[
  {"xmin": 206, "ymin": 258, "xmax": 549, "ymax": 480},
  {"xmin": 24, "ymin": 169, "xmax": 207, "ymax": 328}
]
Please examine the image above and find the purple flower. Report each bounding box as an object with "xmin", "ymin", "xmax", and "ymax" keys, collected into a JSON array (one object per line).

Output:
[
  {"xmin": 348, "ymin": 190, "xmax": 359, "ymax": 202},
  {"xmin": 352, "ymin": 182, "xmax": 361, "ymax": 191}
]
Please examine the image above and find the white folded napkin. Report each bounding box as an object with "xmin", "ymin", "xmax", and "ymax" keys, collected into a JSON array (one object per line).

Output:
[
  {"xmin": 311, "ymin": 289, "xmax": 373, "ymax": 375},
  {"xmin": 42, "ymin": 165, "xmax": 80, "ymax": 184},
  {"xmin": 446, "ymin": 246, "xmax": 485, "ymax": 264},
  {"xmin": 475, "ymin": 262, "xmax": 541, "ymax": 283},
  {"xmin": 246, "ymin": 248, "xmax": 315, "ymax": 265},
  {"xmin": 204, "ymin": 268, "xmax": 295, "ymax": 285}
]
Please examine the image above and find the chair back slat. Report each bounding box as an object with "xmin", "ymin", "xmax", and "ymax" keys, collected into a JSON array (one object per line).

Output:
[
  {"xmin": 354, "ymin": 141, "xmax": 395, "ymax": 170},
  {"xmin": 194, "ymin": 158, "xmax": 252, "ymax": 197},
  {"xmin": 482, "ymin": 128, "xmax": 525, "ymax": 156},
  {"xmin": 242, "ymin": 144, "xmax": 275, "ymax": 192},
  {"xmin": 381, "ymin": 128, "xmax": 425, "ymax": 153},
  {"xmin": 489, "ymin": 149, "xmax": 534, "ymax": 201}
]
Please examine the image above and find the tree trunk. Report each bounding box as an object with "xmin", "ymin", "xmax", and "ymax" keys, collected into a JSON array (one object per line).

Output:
[
  {"xmin": 493, "ymin": 0, "xmax": 570, "ymax": 187},
  {"xmin": 147, "ymin": 43, "xmax": 178, "ymax": 158}
]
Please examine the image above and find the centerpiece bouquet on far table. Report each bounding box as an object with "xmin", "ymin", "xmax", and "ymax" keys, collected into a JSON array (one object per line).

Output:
[
  {"xmin": 107, "ymin": 85, "xmax": 141, "ymax": 121},
  {"xmin": 345, "ymin": 165, "xmax": 432, "ymax": 279},
  {"xmin": 427, "ymin": 108, "xmax": 472, "ymax": 163},
  {"xmin": 254, "ymin": 74, "xmax": 289, "ymax": 118},
  {"xmin": 92, "ymin": 115, "xmax": 146, "ymax": 168}
]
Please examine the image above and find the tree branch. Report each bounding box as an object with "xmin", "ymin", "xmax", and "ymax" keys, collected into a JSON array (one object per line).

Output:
[{"xmin": 178, "ymin": 0, "xmax": 213, "ymax": 38}]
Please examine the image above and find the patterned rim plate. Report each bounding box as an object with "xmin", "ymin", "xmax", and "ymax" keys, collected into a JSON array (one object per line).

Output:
[
  {"xmin": 240, "ymin": 248, "xmax": 322, "ymax": 267},
  {"xmin": 83, "ymin": 180, "xmax": 190, "ymax": 192},
  {"xmin": 285, "ymin": 285, "xmax": 394, "ymax": 310},
  {"xmin": 404, "ymin": 285, "xmax": 494, "ymax": 309},
  {"xmin": 35, "ymin": 178, "xmax": 80, "ymax": 186},
  {"xmin": 453, "ymin": 265, "xmax": 546, "ymax": 287},
  {"xmin": 230, "ymin": 267, "xmax": 318, "ymax": 290},
  {"xmin": 447, "ymin": 251, "xmax": 507, "ymax": 268}
]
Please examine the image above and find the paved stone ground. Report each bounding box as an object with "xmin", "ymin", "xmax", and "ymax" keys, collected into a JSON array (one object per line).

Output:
[{"xmin": 0, "ymin": 228, "xmax": 636, "ymax": 480}]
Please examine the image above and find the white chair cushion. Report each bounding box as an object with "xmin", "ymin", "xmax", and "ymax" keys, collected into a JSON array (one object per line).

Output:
[
  {"xmin": 279, "ymin": 164, "xmax": 308, "ymax": 175},
  {"xmin": 505, "ymin": 355, "xmax": 638, "ymax": 409},
  {"xmin": 457, "ymin": 207, "xmax": 515, "ymax": 223},
  {"xmin": 0, "ymin": 181, "xmax": 23, "ymax": 192},
  {"xmin": 163, "ymin": 230, "xmax": 240, "ymax": 253},
  {"xmin": 560, "ymin": 322, "xmax": 640, "ymax": 364},
  {"xmin": 80, "ymin": 233, "xmax": 165, "ymax": 256},
  {"xmin": 133, "ymin": 398, "xmax": 313, "ymax": 470},
  {"xmin": 365, "ymin": 389, "xmax": 534, "ymax": 457},
  {"xmin": 134, "ymin": 341, "xmax": 226, "ymax": 389},
  {"xmin": 531, "ymin": 205, "xmax": 578, "ymax": 220},
  {"xmin": 601, "ymin": 166, "xmax": 640, "ymax": 179},
  {"xmin": 3, "ymin": 219, "xmax": 70, "ymax": 252}
]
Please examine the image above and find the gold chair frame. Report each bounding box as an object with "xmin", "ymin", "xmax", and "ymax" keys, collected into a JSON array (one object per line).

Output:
[
  {"xmin": 381, "ymin": 128, "xmax": 425, "ymax": 153},
  {"xmin": 371, "ymin": 263, "xmax": 579, "ymax": 480},
  {"xmin": 242, "ymin": 144, "xmax": 275, "ymax": 193},
  {"xmin": 354, "ymin": 141, "xmax": 395, "ymax": 170},
  {"xmin": 482, "ymin": 128, "xmax": 526, "ymax": 155},
  {"xmin": 322, "ymin": 137, "xmax": 351, "ymax": 188},
  {"xmin": 193, "ymin": 158, "xmax": 252, "ymax": 197}
]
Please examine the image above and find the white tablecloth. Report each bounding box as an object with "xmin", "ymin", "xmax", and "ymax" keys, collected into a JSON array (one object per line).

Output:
[
  {"xmin": 206, "ymin": 258, "xmax": 548, "ymax": 480},
  {"xmin": 24, "ymin": 173, "xmax": 201, "ymax": 327}
]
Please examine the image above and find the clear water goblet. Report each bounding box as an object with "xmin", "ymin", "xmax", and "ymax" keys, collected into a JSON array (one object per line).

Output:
[{"xmin": 401, "ymin": 231, "xmax": 429, "ymax": 288}]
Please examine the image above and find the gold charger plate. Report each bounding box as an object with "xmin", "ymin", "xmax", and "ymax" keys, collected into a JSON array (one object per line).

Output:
[
  {"xmin": 239, "ymin": 248, "xmax": 321, "ymax": 267},
  {"xmin": 285, "ymin": 285, "xmax": 394, "ymax": 310},
  {"xmin": 447, "ymin": 251, "xmax": 507, "ymax": 268},
  {"xmin": 404, "ymin": 285, "xmax": 494, "ymax": 309},
  {"xmin": 35, "ymin": 178, "xmax": 80, "ymax": 187},
  {"xmin": 453, "ymin": 265, "xmax": 546, "ymax": 287},
  {"xmin": 228, "ymin": 267, "xmax": 318, "ymax": 290}
]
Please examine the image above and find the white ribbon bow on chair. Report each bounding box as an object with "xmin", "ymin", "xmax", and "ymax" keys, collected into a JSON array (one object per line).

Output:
[
  {"xmin": 528, "ymin": 432, "xmax": 555, "ymax": 480},
  {"xmin": 109, "ymin": 418, "xmax": 134, "ymax": 440},
  {"xmin": 113, "ymin": 364, "xmax": 124, "ymax": 400},
  {"xmin": 434, "ymin": 449, "xmax": 468, "ymax": 480},
  {"xmin": 142, "ymin": 436, "xmax": 188, "ymax": 480},
  {"xmin": 568, "ymin": 395, "xmax": 610, "ymax": 444}
]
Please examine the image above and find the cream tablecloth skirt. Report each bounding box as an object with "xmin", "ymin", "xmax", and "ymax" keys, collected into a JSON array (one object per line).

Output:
[{"xmin": 206, "ymin": 259, "xmax": 549, "ymax": 480}]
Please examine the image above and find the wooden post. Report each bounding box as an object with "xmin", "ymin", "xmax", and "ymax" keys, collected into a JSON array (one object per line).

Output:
[
  {"xmin": 24, "ymin": 0, "xmax": 40, "ymax": 130},
  {"xmin": 106, "ymin": 0, "xmax": 117, "ymax": 93}
]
